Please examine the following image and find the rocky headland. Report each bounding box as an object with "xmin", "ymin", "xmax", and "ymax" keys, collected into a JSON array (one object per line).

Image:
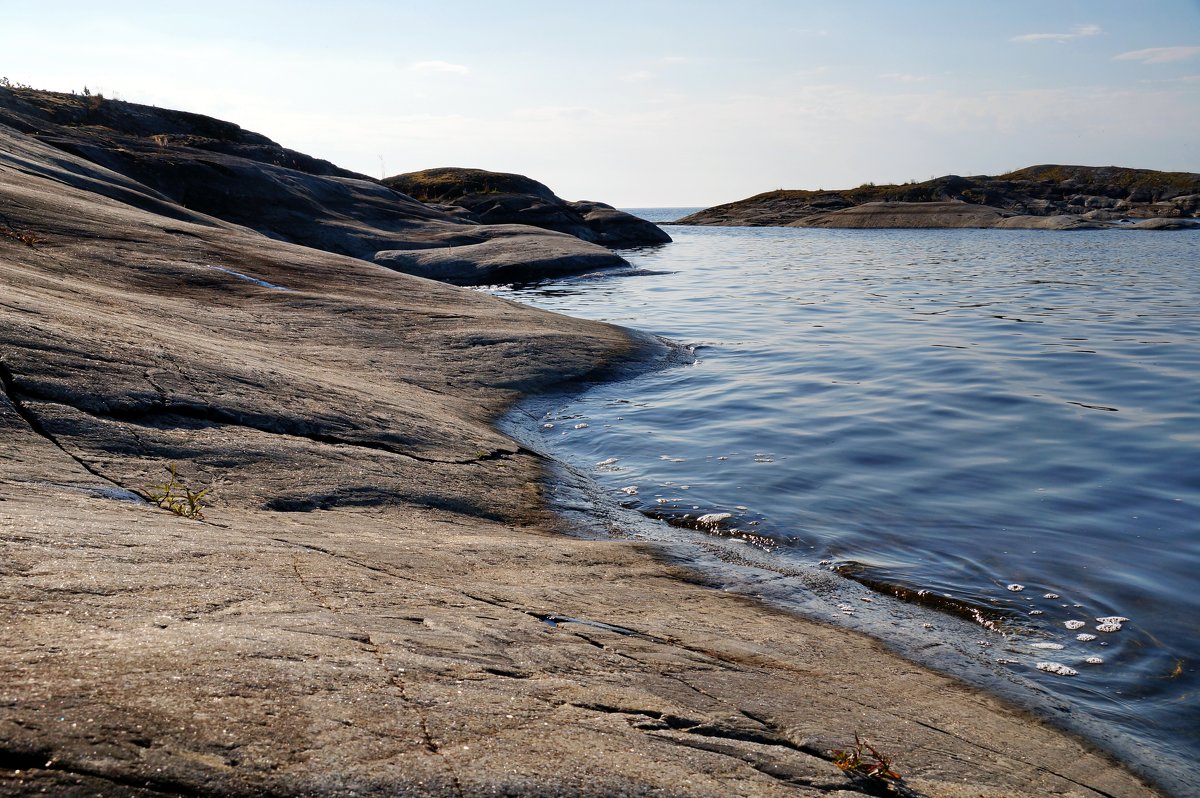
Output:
[
  {"xmin": 678, "ymin": 166, "xmax": 1200, "ymax": 229},
  {"xmin": 0, "ymin": 86, "xmax": 1168, "ymax": 797},
  {"xmin": 385, "ymin": 167, "xmax": 672, "ymax": 247},
  {"xmin": 0, "ymin": 87, "xmax": 667, "ymax": 285}
]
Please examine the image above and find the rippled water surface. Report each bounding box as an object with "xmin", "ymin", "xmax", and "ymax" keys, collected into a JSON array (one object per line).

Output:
[{"xmin": 490, "ymin": 223, "xmax": 1199, "ymax": 794}]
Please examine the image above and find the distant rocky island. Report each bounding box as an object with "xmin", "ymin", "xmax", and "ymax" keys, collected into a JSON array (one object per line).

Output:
[{"xmin": 678, "ymin": 166, "xmax": 1200, "ymax": 229}]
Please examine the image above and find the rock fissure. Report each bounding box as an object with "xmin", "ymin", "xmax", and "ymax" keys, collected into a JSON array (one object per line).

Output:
[
  {"xmin": 647, "ymin": 734, "xmax": 852, "ymax": 795},
  {"xmin": 0, "ymin": 358, "xmax": 133, "ymax": 492},
  {"xmin": 8, "ymin": 373, "xmax": 515, "ymax": 466},
  {"xmin": 897, "ymin": 714, "xmax": 1121, "ymax": 798},
  {"xmin": 0, "ymin": 746, "xmax": 205, "ymax": 797},
  {"xmin": 285, "ymin": 551, "xmax": 465, "ymax": 796}
]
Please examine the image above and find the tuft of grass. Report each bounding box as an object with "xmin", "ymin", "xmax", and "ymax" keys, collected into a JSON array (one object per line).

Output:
[
  {"xmin": 139, "ymin": 463, "xmax": 210, "ymax": 520},
  {"xmin": 832, "ymin": 732, "xmax": 903, "ymax": 788}
]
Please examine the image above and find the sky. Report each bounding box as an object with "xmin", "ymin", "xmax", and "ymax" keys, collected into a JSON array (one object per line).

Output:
[{"xmin": 3, "ymin": 0, "xmax": 1198, "ymax": 206}]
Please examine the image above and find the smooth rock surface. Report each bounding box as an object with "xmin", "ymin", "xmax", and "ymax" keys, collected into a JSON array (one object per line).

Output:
[
  {"xmin": 0, "ymin": 87, "xmax": 629, "ymax": 285},
  {"xmin": 792, "ymin": 201, "xmax": 1015, "ymax": 228},
  {"xmin": 0, "ymin": 91, "xmax": 1166, "ymax": 797},
  {"xmin": 991, "ymin": 214, "xmax": 1114, "ymax": 230},
  {"xmin": 373, "ymin": 224, "xmax": 627, "ymax": 286}
]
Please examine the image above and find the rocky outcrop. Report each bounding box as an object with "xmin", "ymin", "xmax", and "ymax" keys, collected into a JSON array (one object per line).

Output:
[
  {"xmin": 385, "ymin": 167, "xmax": 672, "ymax": 246},
  {"xmin": 0, "ymin": 87, "xmax": 1171, "ymax": 798},
  {"xmin": 680, "ymin": 165, "xmax": 1200, "ymax": 228},
  {"xmin": 373, "ymin": 224, "xmax": 627, "ymax": 285},
  {"xmin": 0, "ymin": 86, "xmax": 630, "ymax": 284},
  {"xmin": 788, "ymin": 201, "xmax": 1199, "ymax": 231}
]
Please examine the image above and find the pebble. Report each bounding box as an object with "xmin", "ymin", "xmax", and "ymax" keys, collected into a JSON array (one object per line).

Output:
[
  {"xmin": 696, "ymin": 512, "xmax": 732, "ymax": 527},
  {"xmin": 620, "ymin": 486, "xmax": 638, "ymax": 495}
]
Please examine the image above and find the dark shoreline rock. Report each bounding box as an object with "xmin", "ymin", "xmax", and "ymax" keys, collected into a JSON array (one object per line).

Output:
[
  {"xmin": 385, "ymin": 167, "xmax": 672, "ymax": 247},
  {"xmin": 680, "ymin": 165, "xmax": 1200, "ymax": 228}
]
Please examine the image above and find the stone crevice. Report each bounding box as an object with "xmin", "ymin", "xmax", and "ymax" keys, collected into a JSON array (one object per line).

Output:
[{"xmin": 0, "ymin": 357, "xmax": 133, "ymax": 492}]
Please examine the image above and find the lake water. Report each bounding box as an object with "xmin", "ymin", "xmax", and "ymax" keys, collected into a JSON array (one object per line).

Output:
[{"xmin": 490, "ymin": 218, "xmax": 1199, "ymax": 795}]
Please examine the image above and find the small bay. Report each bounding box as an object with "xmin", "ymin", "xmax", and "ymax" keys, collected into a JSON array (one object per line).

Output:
[{"xmin": 490, "ymin": 219, "xmax": 1200, "ymax": 794}]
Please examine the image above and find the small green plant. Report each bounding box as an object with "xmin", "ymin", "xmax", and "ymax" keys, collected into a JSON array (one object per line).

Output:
[
  {"xmin": 140, "ymin": 463, "xmax": 210, "ymax": 520},
  {"xmin": 832, "ymin": 732, "xmax": 903, "ymax": 787}
]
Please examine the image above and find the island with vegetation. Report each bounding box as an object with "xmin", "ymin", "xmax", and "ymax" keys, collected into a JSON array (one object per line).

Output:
[{"xmin": 678, "ymin": 166, "xmax": 1200, "ymax": 229}]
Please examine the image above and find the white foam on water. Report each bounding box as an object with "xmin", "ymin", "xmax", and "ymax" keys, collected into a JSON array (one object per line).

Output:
[
  {"xmin": 1032, "ymin": 642, "xmax": 1065, "ymax": 650},
  {"xmin": 620, "ymin": 485, "xmax": 638, "ymax": 495},
  {"xmin": 1096, "ymin": 616, "xmax": 1129, "ymax": 624},
  {"xmin": 574, "ymin": 423, "xmax": 589, "ymax": 429},
  {"xmin": 1085, "ymin": 656, "xmax": 1104, "ymax": 665},
  {"xmin": 1007, "ymin": 584, "xmax": 1025, "ymax": 592},
  {"xmin": 1043, "ymin": 593, "xmax": 1060, "ymax": 599},
  {"xmin": 1096, "ymin": 622, "xmax": 1123, "ymax": 633},
  {"xmin": 596, "ymin": 457, "xmax": 619, "ymax": 466},
  {"xmin": 1064, "ymin": 620, "xmax": 1086, "ymax": 630},
  {"xmin": 1076, "ymin": 633, "xmax": 1097, "ymax": 642},
  {"xmin": 1037, "ymin": 662, "xmax": 1078, "ymax": 676}
]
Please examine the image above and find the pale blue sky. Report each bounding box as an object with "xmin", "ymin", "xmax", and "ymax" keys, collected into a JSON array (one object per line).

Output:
[{"xmin": 3, "ymin": 1, "xmax": 1198, "ymax": 205}]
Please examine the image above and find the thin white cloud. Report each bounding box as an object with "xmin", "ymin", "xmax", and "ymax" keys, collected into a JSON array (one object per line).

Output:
[
  {"xmin": 879, "ymin": 72, "xmax": 928, "ymax": 83},
  {"xmin": 1114, "ymin": 46, "xmax": 1200, "ymax": 64},
  {"xmin": 1011, "ymin": 23, "xmax": 1101, "ymax": 44},
  {"xmin": 407, "ymin": 60, "xmax": 470, "ymax": 75},
  {"xmin": 622, "ymin": 70, "xmax": 654, "ymax": 82},
  {"xmin": 660, "ymin": 56, "xmax": 690, "ymax": 65}
]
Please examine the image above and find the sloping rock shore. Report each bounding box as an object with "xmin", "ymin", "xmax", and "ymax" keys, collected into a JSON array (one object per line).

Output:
[
  {"xmin": 680, "ymin": 165, "xmax": 1200, "ymax": 228},
  {"xmin": 385, "ymin": 167, "xmax": 673, "ymax": 247},
  {"xmin": 0, "ymin": 91, "xmax": 1167, "ymax": 797},
  {"xmin": 0, "ymin": 87, "xmax": 640, "ymax": 285}
]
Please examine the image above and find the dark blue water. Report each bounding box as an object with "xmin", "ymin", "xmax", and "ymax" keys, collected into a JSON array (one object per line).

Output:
[{"xmin": 490, "ymin": 223, "xmax": 1200, "ymax": 795}]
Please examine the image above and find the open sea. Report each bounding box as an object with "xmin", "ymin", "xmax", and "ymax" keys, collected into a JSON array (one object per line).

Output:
[{"xmin": 489, "ymin": 210, "xmax": 1199, "ymax": 796}]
